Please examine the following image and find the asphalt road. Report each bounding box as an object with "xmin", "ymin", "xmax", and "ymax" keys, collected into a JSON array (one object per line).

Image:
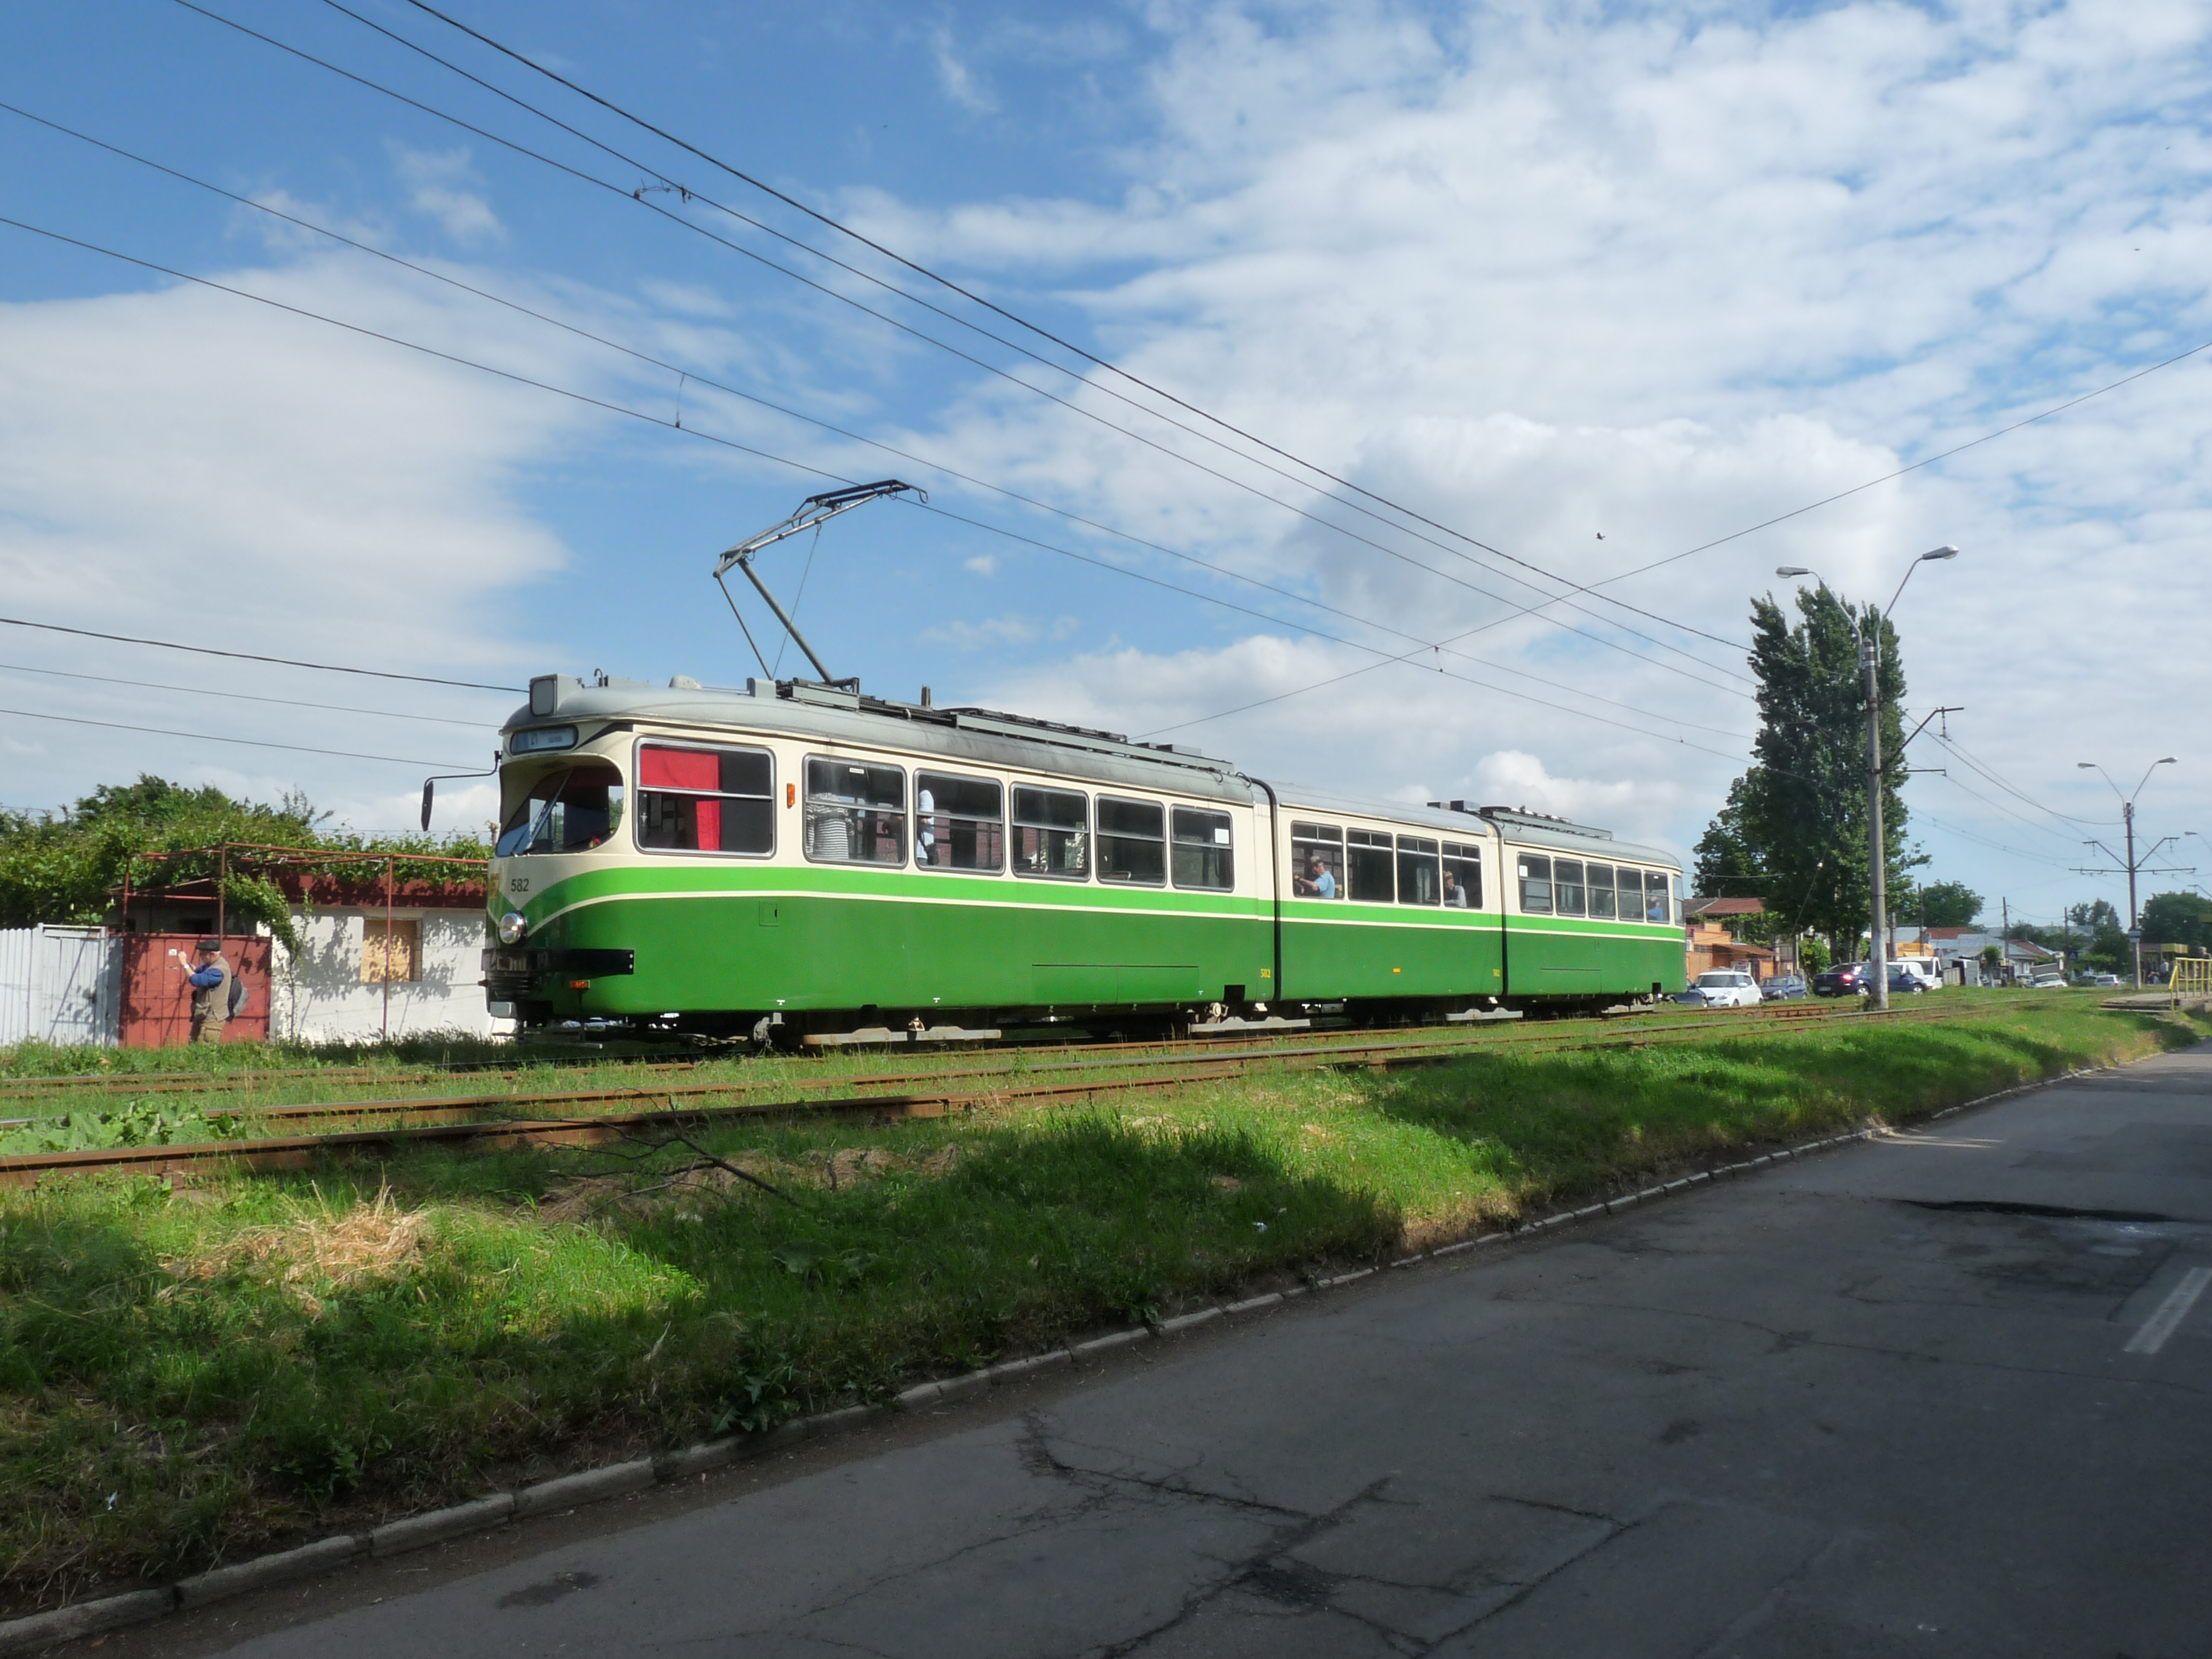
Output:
[{"xmin": 141, "ymin": 1042, "xmax": 2212, "ymax": 1659}]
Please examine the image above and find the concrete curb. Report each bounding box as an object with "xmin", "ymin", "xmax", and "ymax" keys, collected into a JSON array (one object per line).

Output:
[{"xmin": 0, "ymin": 1056, "xmax": 2130, "ymax": 1654}]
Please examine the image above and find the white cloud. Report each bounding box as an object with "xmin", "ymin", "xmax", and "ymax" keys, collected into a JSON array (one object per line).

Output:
[
  {"xmin": 861, "ymin": 0, "xmax": 2212, "ymax": 917},
  {"xmin": 923, "ymin": 612, "xmax": 1077, "ymax": 649},
  {"xmin": 388, "ymin": 144, "xmax": 504, "ymax": 244},
  {"xmin": 0, "ymin": 249, "xmax": 628, "ymax": 823},
  {"xmin": 931, "ymin": 24, "xmax": 997, "ymax": 114},
  {"xmin": 962, "ymin": 553, "xmax": 999, "ymax": 575}
]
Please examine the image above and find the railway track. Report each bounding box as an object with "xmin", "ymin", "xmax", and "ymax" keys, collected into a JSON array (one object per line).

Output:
[
  {"xmin": 0, "ymin": 996, "xmax": 2037, "ymax": 1187},
  {"xmin": 0, "ymin": 993, "xmax": 1972, "ymax": 1102}
]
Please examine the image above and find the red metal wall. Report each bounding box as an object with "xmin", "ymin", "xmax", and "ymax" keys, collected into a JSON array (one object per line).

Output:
[{"xmin": 119, "ymin": 933, "xmax": 273, "ymax": 1048}]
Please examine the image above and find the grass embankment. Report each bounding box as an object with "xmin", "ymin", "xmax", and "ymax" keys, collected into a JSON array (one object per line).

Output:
[{"xmin": 2, "ymin": 993, "xmax": 2202, "ymax": 1614}]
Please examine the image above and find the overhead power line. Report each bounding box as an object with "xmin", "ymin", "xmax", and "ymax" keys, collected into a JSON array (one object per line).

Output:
[
  {"xmin": 0, "ymin": 212, "xmax": 1755, "ymax": 763},
  {"xmin": 0, "ymin": 708, "xmax": 477, "ymax": 768},
  {"xmin": 1593, "ymin": 338, "xmax": 2212, "ymax": 590},
  {"xmin": 381, "ymin": 0, "xmax": 1752, "ymax": 661},
  {"xmin": 0, "ymin": 615, "xmax": 521, "ymax": 692},
  {"xmin": 168, "ymin": 0, "xmax": 1752, "ymax": 691},
  {"xmin": 0, "ymin": 660, "xmax": 492, "ymax": 728},
  {"xmin": 1928, "ymin": 732, "xmax": 2116, "ymax": 829},
  {"xmin": 0, "ymin": 99, "xmax": 1744, "ymax": 712}
]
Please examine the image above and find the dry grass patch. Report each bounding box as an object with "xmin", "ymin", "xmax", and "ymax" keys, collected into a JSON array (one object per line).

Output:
[{"xmin": 160, "ymin": 1185, "xmax": 426, "ymax": 1318}]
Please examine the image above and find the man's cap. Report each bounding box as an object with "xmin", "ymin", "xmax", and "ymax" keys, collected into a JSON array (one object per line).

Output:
[{"xmin": 196, "ymin": 937, "xmax": 221, "ymax": 952}]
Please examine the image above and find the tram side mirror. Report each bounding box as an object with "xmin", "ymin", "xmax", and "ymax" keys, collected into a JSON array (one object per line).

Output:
[{"xmin": 420, "ymin": 779, "xmax": 435, "ymax": 831}]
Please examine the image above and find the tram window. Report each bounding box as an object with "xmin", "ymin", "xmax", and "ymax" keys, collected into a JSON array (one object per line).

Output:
[
  {"xmin": 1172, "ymin": 807, "xmax": 1235, "ymax": 891},
  {"xmin": 1555, "ymin": 859, "xmax": 1587, "ymax": 917},
  {"xmin": 1518, "ymin": 853, "xmax": 1553, "ymax": 914},
  {"xmin": 1097, "ymin": 797, "xmax": 1167, "ymax": 885},
  {"xmin": 803, "ymin": 757, "xmax": 907, "ymax": 865},
  {"xmin": 497, "ymin": 763, "xmax": 625, "ymax": 857},
  {"xmin": 1013, "ymin": 786, "xmax": 1088, "ymax": 879},
  {"xmin": 1441, "ymin": 842, "xmax": 1483, "ymax": 908},
  {"xmin": 1290, "ymin": 822, "xmax": 1342, "ymax": 899},
  {"xmin": 635, "ymin": 743, "xmax": 773, "ymax": 855},
  {"xmin": 1396, "ymin": 836, "xmax": 1441, "ymax": 906},
  {"xmin": 915, "ymin": 772, "xmax": 1004, "ymax": 873},
  {"xmin": 1646, "ymin": 871, "xmax": 1673, "ymax": 924},
  {"xmin": 1346, "ymin": 828, "xmax": 1395, "ymax": 903},
  {"xmin": 1586, "ymin": 863, "xmax": 1617, "ymax": 919},
  {"xmin": 1618, "ymin": 867, "xmax": 1646, "ymax": 918}
]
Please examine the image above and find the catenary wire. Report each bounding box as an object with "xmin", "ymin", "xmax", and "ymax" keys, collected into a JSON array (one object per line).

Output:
[
  {"xmin": 1928, "ymin": 732, "xmax": 2116, "ymax": 829},
  {"xmin": 0, "ymin": 615, "xmax": 520, "ymax": 692},
  {"xmin": 1592, "ymin": 338, "xmax": 2212, "ymax": 590},
  {"xmin": 0, "ymin": 660, "xmax": 492, "ymax": 728},
  {"xmin": 0, "ymin": 708, "xmax": 475, "ymax": 768},
  {"xmin": 375, "ymin": 0, "xmax": 1753, "ymax": 663},
  {"xmin": 0, "ymin": 212, "xmax": 1758, "ymax": 763},
  {"xmin": 168, "ymin": 0, "xmax": 1752, "ymax": 692},
  {"xmin": 0, "ymin": 99, "xmax": 1748, "ymax": 719}
]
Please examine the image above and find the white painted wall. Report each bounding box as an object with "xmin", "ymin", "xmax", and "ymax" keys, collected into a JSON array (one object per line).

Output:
[
  {"xmin": 270, "ymin": 908, "xmax": 511, "ymax": 1044},
  {"xmin": 0, "ymin": 925, "xmax": 122, "ymax": 1047}
]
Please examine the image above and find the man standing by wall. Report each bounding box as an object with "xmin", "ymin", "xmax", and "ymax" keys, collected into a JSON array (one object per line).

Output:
[{"xmin": 179, "ymin": 937, "xmax": 232, "ymax": 1044}]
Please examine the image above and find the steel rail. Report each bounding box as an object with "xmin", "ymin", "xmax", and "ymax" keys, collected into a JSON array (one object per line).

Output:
[
  {"xmin": 0, "ymin": 996, "xmax": 2032, "ymax": 1128},
  {"xmin": 4, "ymin": 1000, "xmax": 1957, "ymax": 1127},
  {"xmin": 0, "ymin": 996, "xmax": 2036, "ymax": 1184},
  {"xmin": 0, "ymin": 991, "xmax": 1963, "ymax": 1098}
]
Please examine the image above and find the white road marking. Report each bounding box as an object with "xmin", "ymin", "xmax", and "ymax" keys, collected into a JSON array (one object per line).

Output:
[{"xmin": 2125, "ymin": 1265, "xmax": 2212, "ymax": 1356}]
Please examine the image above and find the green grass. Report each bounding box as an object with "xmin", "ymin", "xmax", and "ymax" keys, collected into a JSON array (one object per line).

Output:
[{"xmin": 2, "ymin": 992, "xmax": 2202, "ymax": 1614}]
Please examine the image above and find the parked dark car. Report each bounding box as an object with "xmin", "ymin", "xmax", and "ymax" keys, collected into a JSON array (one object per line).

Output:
[
  {"xmin": 1812, "ymin": 962, "xmax": 1874, "ymax": 997},
  {"xmin": 1759, "ymin": 974, "xmax": 1808, "ymax": 1001}
]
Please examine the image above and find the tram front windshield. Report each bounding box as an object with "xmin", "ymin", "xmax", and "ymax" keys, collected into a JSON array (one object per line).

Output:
[{"xmin": 496, "ymin": 762, "xmax": 625, "ymax": 856}]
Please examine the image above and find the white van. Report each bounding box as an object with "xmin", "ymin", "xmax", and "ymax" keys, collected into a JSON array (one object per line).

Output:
[{"xmin": 1888, "ymin": 959, "xmax": 1940, "ymax": 991}]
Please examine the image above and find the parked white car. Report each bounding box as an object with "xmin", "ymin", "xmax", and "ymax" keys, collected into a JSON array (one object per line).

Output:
[{"xmin": 1678, "ymin": 970, "xmax": 1763, "ymax": 1009}]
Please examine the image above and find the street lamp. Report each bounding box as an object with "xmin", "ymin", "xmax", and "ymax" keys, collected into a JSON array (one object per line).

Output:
[
  {"xmin": 1776, "ymin": 546, "xmax": 1959, "ymax": 1010},
  {"xmin": 2076, "ymin": 757, "xmax": 2177, "ymax": 988}
]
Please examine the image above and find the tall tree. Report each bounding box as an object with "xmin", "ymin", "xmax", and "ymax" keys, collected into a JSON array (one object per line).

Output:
[{"xmin": 1693, "ymin": 585, "xmax": 1920, "ymax": 960}]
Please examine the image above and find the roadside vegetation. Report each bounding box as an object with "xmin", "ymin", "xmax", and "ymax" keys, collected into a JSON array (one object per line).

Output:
[{"xmin": 2, "ymin": 991, "xmax": 2204, "ymax": 1615}]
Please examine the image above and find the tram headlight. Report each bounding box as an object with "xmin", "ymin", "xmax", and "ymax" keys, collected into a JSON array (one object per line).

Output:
[{"xmin": 498, "ymin": 911, "xmax": 528, "ymax": 945}]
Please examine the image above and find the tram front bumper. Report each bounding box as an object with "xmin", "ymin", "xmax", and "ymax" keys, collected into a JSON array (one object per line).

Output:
[{"xmin": 483, "ymin": 947, "xmax": 635, "ymax": 1002}]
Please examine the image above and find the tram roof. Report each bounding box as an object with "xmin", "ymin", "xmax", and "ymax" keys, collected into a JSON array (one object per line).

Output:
[
  {"xmin": 506, "ymin": 675, "xmax": 1680, "ymax": 870},
  {"xmin": 507, "ymin": 675, "xmax": 1252, "ymax": 803}
]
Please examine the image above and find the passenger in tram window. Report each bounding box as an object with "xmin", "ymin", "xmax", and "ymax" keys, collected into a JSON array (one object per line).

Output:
[
  {"xmin": 1442, "ymin": 867, "xmax": 1470, "ymax": 907},
  {"xmin": 1294, "ymin": 851, "xmax": 1337, "ymax": 899}
]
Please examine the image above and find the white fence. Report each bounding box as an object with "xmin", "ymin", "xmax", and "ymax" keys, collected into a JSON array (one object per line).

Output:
[{"xmin": 0, "ymin": 925, "xmax": 122, "ymax": 1048}]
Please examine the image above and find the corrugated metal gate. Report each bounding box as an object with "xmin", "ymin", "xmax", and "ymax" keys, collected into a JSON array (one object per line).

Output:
[
  {"xmin": 118, "ymin": 934, "xmax": 273, "ymax": 1048},
  {"xmin": 0, "ymin": 925, "xmax": 123, "ymax": 1047}
]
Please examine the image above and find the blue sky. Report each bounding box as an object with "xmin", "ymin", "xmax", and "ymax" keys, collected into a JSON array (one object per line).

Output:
[{"xmin": 4, "ymin": 0, "xmax": 2210, "ymax": 930}]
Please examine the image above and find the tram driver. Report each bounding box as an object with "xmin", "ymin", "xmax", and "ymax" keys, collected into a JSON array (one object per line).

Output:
[{"xmin": 1293, "ymin": 851, "xmax": 1337, "ymax": 899}]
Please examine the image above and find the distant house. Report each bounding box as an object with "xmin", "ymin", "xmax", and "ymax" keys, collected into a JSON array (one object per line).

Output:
[
  {"xmin": 1684, "ymin": 896, "xmax": 1777, "ymax": 979},
  {"xmin": 106, "ymin": 862, "xmax": 503, "ymax": 1047},
  {"xmin": 1914, "ymin": 928, "xmax": 2057, "ymax": 985}
]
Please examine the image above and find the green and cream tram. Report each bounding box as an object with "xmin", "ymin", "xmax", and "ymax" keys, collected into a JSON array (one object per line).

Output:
[{"xmin": 480, "ymin": 674, "xmax": 1684, "ymax": 1035}]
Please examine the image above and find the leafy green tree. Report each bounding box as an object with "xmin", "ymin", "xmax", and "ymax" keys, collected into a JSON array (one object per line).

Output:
[
  {"xmin": 1904, "ymin": 880, "xmax": 1982, "ymax": 928},
  {"xmin": 0, "ymin": 775, "xmax": 489, "ymax": 945},
  {"xmin": 2138, "ymin": 891, "xmax": 2212, "ymax": 951},
  {"xmin": 1798, "ymin": 936, "xmax": 1831, "ymax": 974},
  {"xmin": 2068, "ymin": 899, "xmax": 2122, "ymax": 934},
  {"xmin": 1693, "ymin": 585, "xmax": 1921, "ymax": 962}
]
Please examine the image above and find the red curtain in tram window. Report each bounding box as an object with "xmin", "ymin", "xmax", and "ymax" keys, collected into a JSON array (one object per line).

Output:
[
  {"xmin": 694, "ymin": 798, "xmax": 722, "ymax": 851},
  {"xmin": 640, "ymin": 746, "xmax": 718, "ymax": 790}
]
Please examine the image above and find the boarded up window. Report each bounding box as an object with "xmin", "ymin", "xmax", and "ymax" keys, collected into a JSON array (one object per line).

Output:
[{"xmin": 360, "ymin": 918, "xmax": 421, "ymax": 983}]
